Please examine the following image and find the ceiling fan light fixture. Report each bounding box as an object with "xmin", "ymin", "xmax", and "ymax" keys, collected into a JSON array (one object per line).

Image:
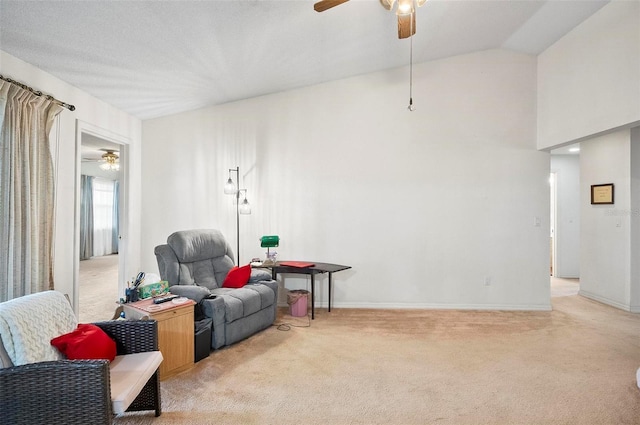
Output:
[
  {"xmin": 100, "ymin": 162, "xmax": 120, "ymax": 171},
  {"xmin": 99, "ymin": 150, "xmax": 120, "ymax": 171},
  {"xmin": 397, "ymin": 0, "xmax": 414, "ymax": 15},
  {"xmin": 317, "ymin": 0, "xmax": 425, "ymax": 39}
]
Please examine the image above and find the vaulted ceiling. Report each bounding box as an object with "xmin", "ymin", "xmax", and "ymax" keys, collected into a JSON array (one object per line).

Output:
[{"xmin": 0, "ymin": 0, "xmax": 608, "ymax": 120}]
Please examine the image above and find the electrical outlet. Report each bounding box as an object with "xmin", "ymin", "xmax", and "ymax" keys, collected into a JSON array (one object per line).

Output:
[{"xmin": 484, "ymin": 276, "xmax": 491, "ymax": 286}]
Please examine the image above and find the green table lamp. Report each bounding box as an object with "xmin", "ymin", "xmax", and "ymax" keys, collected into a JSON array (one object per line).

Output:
[{"xmin": 260, "ymin": 235, "xmax": 279, "ymax": 266}]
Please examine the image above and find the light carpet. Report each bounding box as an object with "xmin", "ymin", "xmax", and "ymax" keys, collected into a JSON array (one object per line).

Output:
[
  {"xmin": 115, "ymin": 295, "xmax": 640, "ymax": 425},
  {"xmin": 79, "ymin": 254, "xmax": 120, "ymax": 322}
]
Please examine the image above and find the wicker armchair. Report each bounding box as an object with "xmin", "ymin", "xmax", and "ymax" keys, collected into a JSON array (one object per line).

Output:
[{"xmin": 0, "ymin": 320, "xmax": 161, "ymax": 425}]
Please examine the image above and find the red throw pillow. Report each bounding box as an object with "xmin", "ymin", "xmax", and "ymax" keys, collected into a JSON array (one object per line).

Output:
[
  {"xmin": 51, "ymin": 323, "xmax": 117, "ymax": 362},
  {"xmin": 222, "ymin": 264, "xmax": 251, "ymax": 288}
]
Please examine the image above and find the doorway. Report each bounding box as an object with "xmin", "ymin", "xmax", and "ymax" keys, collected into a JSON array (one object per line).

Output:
[
  {"xmin": 549, "ymin": 171, "xmax": 556, "ymax": 276},
  {"xmin": 549, "ymin": 147, "xmax": 581, "ymax": 291},
  {"xmin": 74, "ymin": 121, "xmax": 130, "ymax": 321}
]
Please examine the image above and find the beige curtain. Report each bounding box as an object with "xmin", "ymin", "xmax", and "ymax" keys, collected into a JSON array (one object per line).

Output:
[{"xmin": 0, "ymin": 81, "xmax": 63, "ymax": 302}]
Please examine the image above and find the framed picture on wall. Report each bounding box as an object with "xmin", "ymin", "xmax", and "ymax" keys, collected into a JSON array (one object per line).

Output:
[{"xmin": 590, "ymin": 183, "xmax": 614, "ymax": 205}]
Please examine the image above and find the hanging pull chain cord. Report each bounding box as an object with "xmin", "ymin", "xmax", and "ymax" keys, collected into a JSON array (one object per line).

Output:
[{"xmin": 408, "ymin": 15, "xmax": 415, "ymax": 112}]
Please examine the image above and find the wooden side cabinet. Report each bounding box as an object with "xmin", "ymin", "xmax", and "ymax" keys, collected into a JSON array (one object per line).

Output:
[{"xmin": 123, "ymin": 298, "xmax": 195, "ymax": 380}]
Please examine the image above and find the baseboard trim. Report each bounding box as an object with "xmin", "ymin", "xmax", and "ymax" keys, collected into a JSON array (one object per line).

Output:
[
  {"xmin": 279, "ymin": 301, "xmax": 552, "ymax": 311},
  {"xmin": 578, "ymin": 289, "xmax": 633, "ymax": 312},
  {"xmin": 333, "ymin": 302, "xmax": 552, "ymax": 311}
]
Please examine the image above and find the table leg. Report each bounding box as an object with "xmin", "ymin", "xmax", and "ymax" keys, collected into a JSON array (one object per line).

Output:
[
  {"xmin": 311, "ymin": 273, "xmax": 315, "ymax": 320},
  {"xmin": 325, "ymin": 272, "xmax": 330, "ymax": 312}
]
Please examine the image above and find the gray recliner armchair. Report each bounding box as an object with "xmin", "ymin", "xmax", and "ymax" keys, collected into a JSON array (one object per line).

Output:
[{"xmin": 154, "ymin": 229, "xmax": 278, "ymax": 349}]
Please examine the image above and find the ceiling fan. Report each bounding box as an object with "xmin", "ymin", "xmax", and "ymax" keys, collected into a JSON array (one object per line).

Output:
[
  {"xmin": 82, "ymin": 149, "xmax": 120, "ymax": 171},
  {"xmin": 314, "ymin": 0, "xmax": 427, "ymax": 39}
]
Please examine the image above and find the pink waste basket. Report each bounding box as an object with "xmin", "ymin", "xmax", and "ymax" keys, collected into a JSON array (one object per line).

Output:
[{"xmin": 288, "ymin": 290, "xmax": 309, "ymax": 317}]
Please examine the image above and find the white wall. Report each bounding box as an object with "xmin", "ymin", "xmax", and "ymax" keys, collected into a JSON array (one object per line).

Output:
[
  {"xmin": 0, "ymin": 51, "xmax": 142, "ymax": 312},
  {"xmin": 579, "ymin": 129, "xmax": 633, "ymax": 310},
  {"xmin": 550, "ymin": 155, "xmax": 580, "ymax": 278},
  {"xmin": 537, "ymin": 1, "xmax": 640, "ymax": 150},
  {"xmin": 536, "ymin": 0, "xmax": 640, "ymax": 312},
  {"xmin": 631, "ymin": 128, "xmax": 640, "ymax": 311},
  {"xmin": 142, "ymin": 49, "xmax": 551, "ymax": 311}
]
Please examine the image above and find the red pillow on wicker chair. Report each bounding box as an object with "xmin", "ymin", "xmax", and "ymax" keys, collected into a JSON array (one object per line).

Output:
[
  {"xmin": 222, "ymin": 264, "xmax": 251, "ymax": 288},
  {"xmin": 51, "ymin": 323, "xmax": 117, "ymax": 362}
]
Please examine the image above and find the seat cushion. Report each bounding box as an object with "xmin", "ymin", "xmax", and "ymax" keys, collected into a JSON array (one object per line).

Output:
[
  {"xmin": 211, "ymin": 284, "xmax": 276, "ymax": 323},
  {"xmin": 110, "ymin": 351, "xmax": 163, "ymax": 415}
]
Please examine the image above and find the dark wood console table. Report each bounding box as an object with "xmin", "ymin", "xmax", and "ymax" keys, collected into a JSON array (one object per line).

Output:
[{"xmin": 264, "ymin": 262, "xmax": 351, "ymax": 319}]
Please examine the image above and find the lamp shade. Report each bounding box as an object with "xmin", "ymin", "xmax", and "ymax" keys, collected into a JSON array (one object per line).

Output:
[
  {"xmin": 260, "ymin": 235, "xmax": 279, "ymax": 248},
  {"xmin": 239, "ymin": 198, "xmax": 251, "ymax": 215},
  {"xmin": 224, "ymin": 178, "xmax": 235, "ymax": 194}
]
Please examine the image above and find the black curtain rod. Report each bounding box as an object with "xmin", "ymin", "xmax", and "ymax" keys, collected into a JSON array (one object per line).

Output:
[{"xmin": 0, "ymin": 74, "xmax": 76, "ymax": 112}]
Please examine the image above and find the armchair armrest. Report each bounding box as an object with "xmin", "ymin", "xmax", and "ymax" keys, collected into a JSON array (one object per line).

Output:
[
  {"xmin": 252, "ymin": 279, "xmax": 278, "ymax": 294},
  {"xmin": 95, "ymin": 320, "xmax": 162, "ymax": 416},
  {"xmin": 200, "ymin": 295, "xmax": 226, "ymax": 324},
  {"xmin": 95, "ymin": 320, "xmax": 158, "ymax": 354},
  {"xmin": 249, "ymin": 268, "xmax": 273, "ymax": 283},
  {"xmin": 168, "ymin": 285, "xmax": 211, "ymax": 303},
  {"xmin": 0, "ymin": 359, "xmax": 112, "ymax": 425}
]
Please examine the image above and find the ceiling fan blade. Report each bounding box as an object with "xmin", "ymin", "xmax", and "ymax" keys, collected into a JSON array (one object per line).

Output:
[
  {"xmin": 379, "ymin": 0, "xmax": 396, "ymax": 11},
  {"xmin": 314, "ymin": 0, "xmax": 349, "ymax": 12},
  {"xmin": 397, "ymin": 12, "xmax": 416, "ymax": 39}
]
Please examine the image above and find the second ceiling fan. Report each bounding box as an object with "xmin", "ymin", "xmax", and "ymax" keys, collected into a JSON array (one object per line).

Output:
[{"xmin": 314, "ymin": 0, "xmax": 427, "ymax": 39}]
